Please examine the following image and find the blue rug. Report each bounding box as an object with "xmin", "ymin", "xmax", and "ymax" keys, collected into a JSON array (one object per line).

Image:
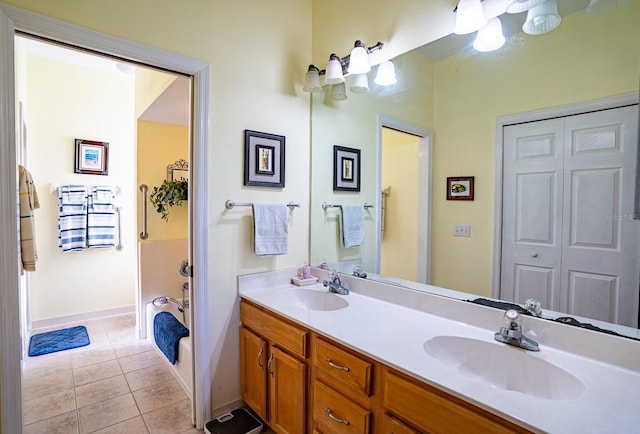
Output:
[{"xmin": 28, "ymin": 325, "xmax": 90, "ymax": 357}]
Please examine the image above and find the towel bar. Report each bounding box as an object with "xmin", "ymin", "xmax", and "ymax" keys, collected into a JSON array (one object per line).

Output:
[
  {"xmin": 225, "ymin": 200, "xmax": 300, "ymax": 211},
  {"xmin": 322, "ymin": 202, "xmax": 374, "ymax": 211},
  {"xmin": 139, "ymin": 184, "xmax": 149, "ymax": 240},
  {"xmin": 115, "ymin": 206, "xmax": 123, "ymax": 251}
]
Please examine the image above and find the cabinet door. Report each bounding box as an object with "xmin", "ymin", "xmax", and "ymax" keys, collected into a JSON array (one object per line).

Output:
[
  {"xmin": 269, "ymin": 346, "xmax": 307, "ymax": 434},
  {"xmin": 240, "ymin": 327, "xmax": 268, "ymax": 421}
]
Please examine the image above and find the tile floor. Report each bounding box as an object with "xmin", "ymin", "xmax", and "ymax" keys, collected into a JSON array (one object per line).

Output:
[{"xmin": 22, "ymin": 313, "xmax": 203, "ymax": 434}]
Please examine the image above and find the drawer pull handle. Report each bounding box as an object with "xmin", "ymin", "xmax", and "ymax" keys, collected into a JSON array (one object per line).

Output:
[
  {"xmin": 325, "ymin": 357, "xmax": 350, "ymax": 372},
  {"xmin": 257, "ymin": 346, "xmax": 264, "ymax": 371},
  {"xmin": 325, "ymin": 407, "xmax": 349, "ymax": 425}
]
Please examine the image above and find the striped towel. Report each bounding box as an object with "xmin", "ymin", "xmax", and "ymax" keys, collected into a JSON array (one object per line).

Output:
[
  {"xmin": 58, "ymin": 185, "xmax": 87, "ymax": 252},
  {"xmin": 87, "ymin": 186, "xmax": 115, "ymax": 249}
]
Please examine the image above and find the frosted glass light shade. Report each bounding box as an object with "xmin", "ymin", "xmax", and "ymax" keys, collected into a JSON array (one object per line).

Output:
[
  {"xmin": 325, "ymin": 54, "xmax": 345, "ymax": 85},
  {"xmin": 473, "ymin": 18, "xmax": 505, "ymax": 52},
  {"xmin": 330, "ymin": 82, "xmax": 347, "ymax": 101},
  {"xmin": 347, "ymin": 42, "xmax": 371, "ymax": 74},
  {"xmin": 453, "ymin": 0, "xmax": 487, "ymax": 35},
  {"xmin": 506, "ymin": 0, "xmax": 546, "ymax": 14},
  {"xmin": 586, "ymin": 0, "xmax": 631, "ymax": 15},
  {"xmin": 303, "ymin": 65, "xmax": 322, "ymax": 93},
  {"xmin": 522, "ymin": 0, "xmax": 561, "ymax": 35},
  {"xmin": 374, "ymin": 61, "xmax": 397, "ymax": 86},
  {"xmin": 350, "ymin": 74, "xmax": 369, "ymax": 93}
]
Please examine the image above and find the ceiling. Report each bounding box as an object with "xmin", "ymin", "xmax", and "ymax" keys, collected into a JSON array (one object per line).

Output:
[{"xmin": 21, "ymin": 36, "xmax": 190, "ymax": 126}]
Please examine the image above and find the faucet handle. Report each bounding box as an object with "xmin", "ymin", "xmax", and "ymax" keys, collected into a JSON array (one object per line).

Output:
[{"xmin": 502, "ymin": 309, "xmax": 522, "ymax": 331}]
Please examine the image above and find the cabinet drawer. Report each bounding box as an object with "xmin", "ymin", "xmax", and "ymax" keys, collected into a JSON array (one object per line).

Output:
[
  {"xmin": 314, "ymin": 338, "xmax": 372, "ymax": 396},
  {"xmin": 384, "ymin": 372, "xmax": 520, "ymax": 434},
  {"xmin": 381, "ymin": 414, "xmax": 419, "ymax": 434},
  {"xmin": 240, "ymin": 300, "xmax": 308, "ymax": 358},
  {"xmin": 314, "ymin": 381, "xmax": 370, "ymax": 434}
]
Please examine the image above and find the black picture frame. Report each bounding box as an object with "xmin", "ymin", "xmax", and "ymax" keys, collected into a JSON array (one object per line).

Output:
[
  {"xmin": 446, "ymin": 176, "xmax": 475, "ymax": 201},
  {"xmin": 333, "ymin": 145, "xmax": 361, "ymax": 192},
  {"xmin": 244, "ymin": 130, "xmax": 285, "ymax": 188},
  {"xmin": 74, "ymin": 139, "xmax": 109, "ymax": 175}
]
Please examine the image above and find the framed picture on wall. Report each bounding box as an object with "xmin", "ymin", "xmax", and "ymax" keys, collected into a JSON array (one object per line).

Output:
[
  {"xmin": 446, "ymin": 176, "xmax": 474, "ymax": 200},
  {"xmin": 74, "ymin": 139, "xmax": 109, "ymax": 175},
  {"xmin": 333, "ymin": 145, "xmax": 361, "ymax": 192},
  {"xmin": 244, "ymin": 130, "xmax": 285, "ymax": 187}
]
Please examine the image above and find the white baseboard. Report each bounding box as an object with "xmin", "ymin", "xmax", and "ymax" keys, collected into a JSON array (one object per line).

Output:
[{"xmin": 31, "ymin": 305, "xmax": 136, "ymax": 330}]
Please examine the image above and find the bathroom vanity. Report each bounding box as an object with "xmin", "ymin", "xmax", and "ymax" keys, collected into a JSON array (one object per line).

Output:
[{"xmin": 238, "ymin": 269, "xmax": 640, "ymax": 433}]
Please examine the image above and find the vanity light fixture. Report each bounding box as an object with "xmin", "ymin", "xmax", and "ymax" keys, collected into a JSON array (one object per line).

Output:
[
  {"xmin": 350, "ymin": 74, "xmax": 370, "ymax": 94},
  {"xmin": 347, "ymin": 40, "xmax": 371, "ymax": 74},
  {"xmin": 586, "ymin": 0, "xmax": 632, "ymax": 15},
  {"xmin": 522, "ymin": 0, "xmax": 561, "ymax": 35},
  {"xmin": 330, "ymin": 82, "xmax": 347, "ymax": 101},
  {"xmin": 374, "ymin": 60, "xmax": 397, "ymax": 86},
  {"xmin": 303, "ymin": 65, "xmax": 322, "ymax": 93},
  {"xmin": 453, "ymin": 0, "xmax": 487, "ymax": 35},
  {"xmin": 302, "ymin": 40, "xmax": 385, "ymax": 95},
  {"xmin": 473, "ymin": 17, "xmax": 505, "ymax": 52},
  {"xmin": 325, "ymin": 53, "xmax": 345, "ymax": 84},
  {"xmin": 505, "ymin": 0, "xmax": 546, "ymax": 14}
]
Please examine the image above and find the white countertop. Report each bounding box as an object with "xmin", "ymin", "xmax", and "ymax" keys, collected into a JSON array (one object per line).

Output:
[{"xmin": 238, "ymin": 269, "xmax": 640, "ymax": 434}]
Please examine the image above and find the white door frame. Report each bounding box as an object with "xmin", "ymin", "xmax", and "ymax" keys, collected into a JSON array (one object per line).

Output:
[
  {"xmin": 0, "ymin": 3, "xmax": 211, "ymax": 431},
  {"xmin": 491, "ymin": 92, "xmax": 639, "ymax": 300},
  {"xmin": 376, "ymin": 115, "xmax": 433, "ymax": 283}
]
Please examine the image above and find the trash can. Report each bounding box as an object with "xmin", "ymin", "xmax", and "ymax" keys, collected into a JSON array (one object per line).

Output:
[{"xmin": 204, "ymin": 408, "xmax": 263, "ymax": 434}]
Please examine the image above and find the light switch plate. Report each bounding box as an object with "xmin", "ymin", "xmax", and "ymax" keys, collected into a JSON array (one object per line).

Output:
[{"xmin": 454, "ymin": 224, "xmax": 470, "ymax": 237}]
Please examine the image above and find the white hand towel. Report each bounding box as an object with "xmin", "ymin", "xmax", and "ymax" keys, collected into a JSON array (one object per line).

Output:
[
  {"xmin": 252, "ymin": 203, "xmax": 288, "ymax": 256},
  {"xmin": 340, "ymin": 204, "xmax": 364, "ymax": 248}
]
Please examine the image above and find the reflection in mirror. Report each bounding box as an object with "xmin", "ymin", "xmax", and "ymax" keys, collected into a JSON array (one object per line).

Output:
[{"xmin": 310, "ymin": 1, "xmax": 640, "ymax": 337}]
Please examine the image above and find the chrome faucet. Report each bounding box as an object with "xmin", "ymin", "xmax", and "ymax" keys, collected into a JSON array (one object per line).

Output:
[
  {"xmin": 494, "ymin": 309, "xmax": 539, "ymax": 351},
  {"xmin": 323, "ymin": 271, "xmax": 349, "ymax": 295}
]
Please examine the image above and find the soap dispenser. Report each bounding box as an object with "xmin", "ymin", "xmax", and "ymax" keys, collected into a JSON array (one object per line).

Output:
[{"xmin": 302, "ymin": 261, "xmax": 311, "ymax": 279}]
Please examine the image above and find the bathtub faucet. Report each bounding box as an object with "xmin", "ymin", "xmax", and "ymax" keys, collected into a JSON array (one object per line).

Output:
[{"xmin": 152, "ymin": 296, "xmax": 186, "ymax": 324}]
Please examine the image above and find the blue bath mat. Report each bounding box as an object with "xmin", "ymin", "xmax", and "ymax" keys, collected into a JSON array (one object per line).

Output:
[{"xmin": 28, "ymin": 325, "xmax": 90, "ymax": 357}]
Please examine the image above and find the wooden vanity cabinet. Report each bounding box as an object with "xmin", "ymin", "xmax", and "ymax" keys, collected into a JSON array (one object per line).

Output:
[
  {"xmin": 311, "ymin": 335, "xmax": 376, "ymax": 434},
  {"xmin": 240, "ymin": 300, "xmax": 308, "ymax": 434},
  {"xmin": 240, "ymin": 299, "xmax": 533, "ymax": 434},
  {"xmin": 382, "ymin": 369, "xmax": 531, "ymax": 434}
]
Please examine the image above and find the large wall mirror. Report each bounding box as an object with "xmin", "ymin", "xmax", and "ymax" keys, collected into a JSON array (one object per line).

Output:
[{"xmin": 310, "ymin": 1, "xmax": 640, "ymax": 336}]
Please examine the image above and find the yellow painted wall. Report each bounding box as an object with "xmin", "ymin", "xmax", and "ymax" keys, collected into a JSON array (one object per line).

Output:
[
  {"xmin": 430, "ymin": 5, "xmax": 640, "ymax": 296},
  {"xmin": 137, "ymin": 120, "xmax": 188, "ymax": 240},
  {"xmin": 4, "ymin": 0, "xmax": 312, "ymax": 413},
  {"xmin": 381, "ymin": 128, "xmax": 419, "ymax": 280},
  {"xmin": 26, "ymin": 54, "xmax": 137, "ymax": 321}
]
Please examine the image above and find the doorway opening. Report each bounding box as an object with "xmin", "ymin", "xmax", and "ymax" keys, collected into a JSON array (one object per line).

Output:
[
  {"xmin": 376, "ymin": 116, "xmax": 432, "ymax": 283},
  {"xmin": 0, "ymin": 5, "xmax": 210, "ymax": 432}
]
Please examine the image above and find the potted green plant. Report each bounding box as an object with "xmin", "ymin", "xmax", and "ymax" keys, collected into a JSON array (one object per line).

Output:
[{"xmin": 149, "ymin": 178, "xmax": 188, "ymax": 221}]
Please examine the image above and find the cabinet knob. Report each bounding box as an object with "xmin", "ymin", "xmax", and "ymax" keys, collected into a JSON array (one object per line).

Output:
[{"xmin": 531, "ymin": 252, "xmax": 539, "ymax": 258}]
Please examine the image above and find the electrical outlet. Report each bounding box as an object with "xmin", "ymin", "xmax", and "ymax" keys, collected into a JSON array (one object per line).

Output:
[{"xmin": 453, "ymin": 224, "xmax": 470, "ymax": 237}]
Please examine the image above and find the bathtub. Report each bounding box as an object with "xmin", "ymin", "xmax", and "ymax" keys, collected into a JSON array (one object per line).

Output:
[{"xmin": 146, "ymin": 299, "xmax": 192, "ymax": 396}]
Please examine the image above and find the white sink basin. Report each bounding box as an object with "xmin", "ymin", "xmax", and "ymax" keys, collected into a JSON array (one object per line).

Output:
[
  {"xmin": 278, "ymin": 288, "xmax": 349, "ymax": 311},
  {"xmin": 424, "ymin": 336, "xmax": 585, "ymax": 400}
]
